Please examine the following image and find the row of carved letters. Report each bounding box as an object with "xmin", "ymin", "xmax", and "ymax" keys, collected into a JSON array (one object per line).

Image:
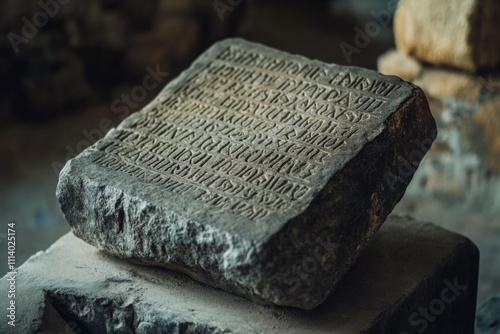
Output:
[
  {"xmin": 183, "ymin": 69, "xmax": 388, "ymax": 114},
  {"xmin": 215, "ymin": 46, "xmax": 399, "ymax": 97},
  {"xmin": 105, "ymin": 130, "xmax": 314, "ymax": 191},
  {"xmin": 94, "ymin": 149, "xmax": 298, "ymax": 220}
]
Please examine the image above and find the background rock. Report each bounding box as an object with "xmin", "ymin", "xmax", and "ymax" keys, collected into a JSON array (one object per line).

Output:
[
  {"xmin": 379, "ymin": 49, "xmax": 500, "ymax": 210},
  {"xmin": 394, "ymin": 0, "xmax": 500, "ymax": 72}
]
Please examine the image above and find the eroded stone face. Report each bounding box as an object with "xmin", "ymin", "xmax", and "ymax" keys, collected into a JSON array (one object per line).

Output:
[{"xmin": 57, "ymin": 38, "xmax": 436, "ymax": 309}]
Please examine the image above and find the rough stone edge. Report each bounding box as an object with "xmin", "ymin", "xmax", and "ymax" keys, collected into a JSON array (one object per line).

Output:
[{"xmin": 256, "ymin": 87, "xmax": 437, "ymax": 309}]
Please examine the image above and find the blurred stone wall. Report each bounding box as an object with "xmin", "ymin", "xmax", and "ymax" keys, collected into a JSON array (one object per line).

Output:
[
  {"xmin": 378, "ymin": 0, "xmax": 500, "ymax": 212},
  {"xmin": 0, "ymin": 0, "xmax": 244, "ymax": 121}
]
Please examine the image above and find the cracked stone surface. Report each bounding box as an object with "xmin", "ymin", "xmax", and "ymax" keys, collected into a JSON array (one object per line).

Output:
[
  {"xmin": 56, "ymin": 38, "xmax": 436, "ymax": 309},
  {"xmin": 0, "ymin": 215, "xmax": 479, "ymax": 334}
]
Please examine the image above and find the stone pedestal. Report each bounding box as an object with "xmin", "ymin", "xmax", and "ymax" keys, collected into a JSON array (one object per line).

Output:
[{"xmin": 0, "ymin": 214, "xmax": 479, "ymax": 333}]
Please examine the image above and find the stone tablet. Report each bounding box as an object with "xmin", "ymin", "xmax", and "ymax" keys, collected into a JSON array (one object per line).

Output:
[
  {"xmin": 56, "ymin": 38, "xmax": 436, "ymax": 309},
  {"xmin": 0, "ymin": 215, "xmax": 479, "ymax": 334}
]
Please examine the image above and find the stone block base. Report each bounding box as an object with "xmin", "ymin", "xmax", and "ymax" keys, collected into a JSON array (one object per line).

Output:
[{"xmin": 0, "ymin": 215, "xmax": 479, "ymax": 333}]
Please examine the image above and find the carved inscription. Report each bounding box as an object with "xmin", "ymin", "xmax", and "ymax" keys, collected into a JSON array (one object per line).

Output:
[{"xmin": 92, "ymin": 45, "xmax": 399, "ymax": 221}]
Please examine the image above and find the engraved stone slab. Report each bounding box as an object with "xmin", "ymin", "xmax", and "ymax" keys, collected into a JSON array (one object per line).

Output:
[
  {"xmin": 56, "ymin": 38, "xmax": 437, "ymax": 309},
  {"xmin": 0, "ymin": 215, "xmax": 479, "ymax": 334}
]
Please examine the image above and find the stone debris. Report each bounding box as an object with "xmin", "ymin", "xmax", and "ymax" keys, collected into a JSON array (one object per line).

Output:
[
  {"xmin": 56, "ymin": 38, "xmax": 436, "ymax": 309},
  {"xmin": 395, "ymin": 0, "xmax": 500, "ymax": 72},
  {"xmin": 0, "ymin": 215, "xmax": 479, "ymax": 334}
]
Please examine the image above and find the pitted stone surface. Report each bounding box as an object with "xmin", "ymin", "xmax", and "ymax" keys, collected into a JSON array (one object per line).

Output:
[
  {"xmin": 0, "ymin": 215, "xmax": 479, "ymax": 334},
  {"xmin": 56, "ymin": 38, "xmax": 436, "ymax": 309}
]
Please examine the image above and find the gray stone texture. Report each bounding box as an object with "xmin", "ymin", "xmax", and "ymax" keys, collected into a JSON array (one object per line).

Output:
[
  {"xmin": 395, "ymin": 0, "xmax": 500, "ymax": 72},
  {"xmin": 0, "ymin": 215, "xmax": 479, "ymax": 334},
  {"xmin": 57, "ymin": 38, "xmax": 436, "ymax": 309}
]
